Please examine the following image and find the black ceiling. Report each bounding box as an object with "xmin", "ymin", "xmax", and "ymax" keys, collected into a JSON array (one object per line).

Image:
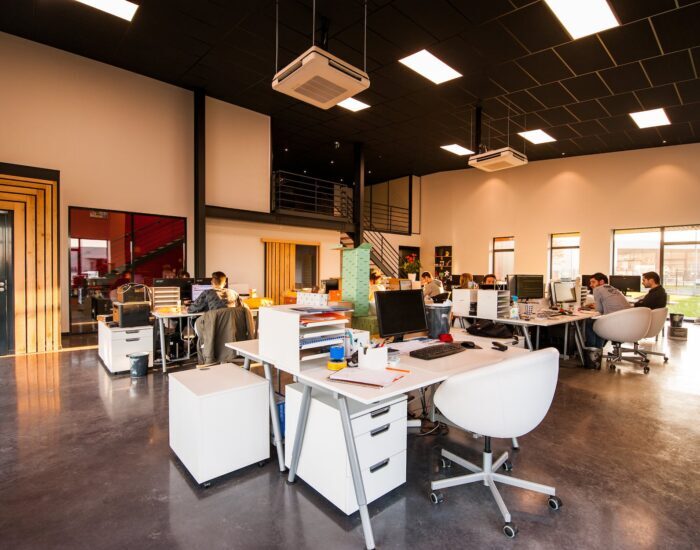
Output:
[{"xmin": 2, "ymin": 0, "xmax": 700, "ymax": 184}]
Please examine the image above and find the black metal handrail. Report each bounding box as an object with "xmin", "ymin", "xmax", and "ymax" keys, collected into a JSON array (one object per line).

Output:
[
  {"xmin": 274, "ymin": 171, "xmax": 353, "ymax": 221},
  {"xmin": 363, "ymin": 214, "xmax": 400, "ymax": 278},
  {"xmin": 365, "ymin": 201, "xmax": 410, "ymax": 234}
]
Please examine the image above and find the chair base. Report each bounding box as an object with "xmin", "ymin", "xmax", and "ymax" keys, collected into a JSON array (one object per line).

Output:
[
  {"xmin": 430, "ymin": 444, "xmax": 560, "ymax": 536},
  {"xmin": 605, "ymin": 342, "xmax": 653, "ymax": 374},
  {"xmin": 620, "ymin": 342, "xmax": 668, "ymax": 364}
]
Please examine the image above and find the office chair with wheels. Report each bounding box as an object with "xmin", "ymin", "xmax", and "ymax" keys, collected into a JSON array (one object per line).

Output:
[
  {"xmin": 620, "ymin": 307, "xmax": 668, "ymax": 365},
  {"xmin": 593, "ymin": 307, "xmax": 652, "ymax": 373},
  {"xmin": 429, "ymin": 348, "xmax": 562, "ymax": 538}
]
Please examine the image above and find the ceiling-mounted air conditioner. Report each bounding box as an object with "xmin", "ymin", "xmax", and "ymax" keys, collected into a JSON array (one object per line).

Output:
[
  {"xmin": 467, "ymin": 147, "xmax": 528, "ymax": 172},
  {"xmin": 272, "ymin": 46, "xmax": 370, "ymax": 109}
]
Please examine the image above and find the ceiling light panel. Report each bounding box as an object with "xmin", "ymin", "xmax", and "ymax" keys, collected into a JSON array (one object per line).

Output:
[
  {"xmin": 518, "ymin": 130, "xmax": 557, "ymax": 144},
  {"xmin": 629, "ymin": 108, "xmax": 671, "ymax": 129},
  {"xmin": 399, "ymin": 50, "xmax": 462, "ymax": 84},
  {"xmin": 544, "ymin": 0, "xmax": 619, "ymax": 40},
  {"xmin": 337, "ymin": 97, "xmax": 370, "ymax": 112},
  {"xmin": 441, "ymin": 144, "xmax": 474, "ymax": 156},
  {"xmin": 74, "ymin": 0, "xmax": 139, "ymax": 21}
]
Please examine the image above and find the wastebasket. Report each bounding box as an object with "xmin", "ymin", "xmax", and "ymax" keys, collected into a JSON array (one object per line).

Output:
[
  {"xmin": 583, "ymin": 347, "xmax": 603, "ymax": 370},
  {"xmin": 425, "ymin": 303, "xmax": 452, "ymax": 339},
  {"xmin": 669, "ymin": 313, "xmax": 684, "ymax": 327},
  {"xmin": 128, "ymin": 352, "xmax": 149, "ymax": 378}
]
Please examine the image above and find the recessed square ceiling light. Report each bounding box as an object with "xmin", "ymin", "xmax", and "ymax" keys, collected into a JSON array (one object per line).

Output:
[
  {"xmin": 399, "ymin": 50, "xmax": 462, "ymax": 84},
  {"xmin": 441, "ymin": 144, "xmax": 475, "ymax": 156},
  {"xmin": 338, "ymin": 97, "xmax": 370, "ymax": 112},
  {"xmin": 75, "ymin": 0, "xmax": 139, "ymax": 21},
  {"xmin": 518, "ymin": 130, "xmax": 556, "ymax": 144},
  {"xmin": 544, "ymin": 0, "xmax": 619, "ymax": 40},
  {"xmin": 629, "ymin": 108, "xmax": 671, "ymax": 129}
]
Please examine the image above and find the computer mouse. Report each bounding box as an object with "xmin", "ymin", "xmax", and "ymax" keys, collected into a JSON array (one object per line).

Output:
[{"xmin": 461, "ymin": 341, "xmax": 476, "ymax": 349}]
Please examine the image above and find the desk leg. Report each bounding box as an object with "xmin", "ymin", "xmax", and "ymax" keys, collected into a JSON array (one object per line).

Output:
[
  {"xmin": 562, "ymin": 323, "xmax": 570, "ymax": 360},
  {"xmin": 243, "ymin": 356, "xmax": 251, "ymax": 371},
  {"xmin": 338, "ymin": 394, "xmax": 376, "ymax": 550},
  {"xmin": 287, "ymin": 384, "xmax": 312, "ymax": 484},
  {"xmin": 159, "ymin": 318, "xmax": 167, "ymax": 373},
  {"xmin": 263, "ymin": 362, "xmax": 286, "ymax": 472},
  {"xmin": 185, "ymin": 317, "xmax": 191, "ymax": 360},
  {"xmin": 522, "ymin": 326, "xmax": 534, "ymax": 351},
  {"xmin": 573, "ymin": 321, "xmax": 586, "ymax": 365},
  {"xmin": 536, "ymin": 326, "xmax": 540, "ymax": 350}
]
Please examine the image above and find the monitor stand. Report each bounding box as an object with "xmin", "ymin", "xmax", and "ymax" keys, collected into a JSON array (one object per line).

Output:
[{"xmin": 392, "ymin": 334, "xmax": 405, "ymax": 343}]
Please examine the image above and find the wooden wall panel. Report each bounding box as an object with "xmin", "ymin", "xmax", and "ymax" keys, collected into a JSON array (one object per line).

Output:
[{"xmin": 0, "ymin": 175, "xmax": 59, "ymax": 354}]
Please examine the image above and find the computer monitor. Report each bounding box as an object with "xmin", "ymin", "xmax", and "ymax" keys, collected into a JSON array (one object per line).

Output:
[
  {"xmin": 375, "ymin": 290, "xmax": 428, "ymax": 342},
  {"xmin": 451, "ymin": 274, "xmax": 462, "ymax": 287},
  {"xmin": 473, "ymin": 275, "xmax": 484, "ymax": 285},
  {"xmin": 191, "ymin": 284, "xmax": 212, "ymax": 301},
  {"xmin": 507, "ymin": 275, "xmax": 544, "ymax": 300},
  {"xmin": 609, "ymin": 275, "xmax": 641, "ymax": 295},
  {"xmin": 581, "ymin": 274, "xmax": 593, "ymax": 288},
  {"xmin": 323, "ymin": 278, "xmax": 340, "ymax": 292},
  {"xmin": 551, "ymin": 281, "xmax": 577, "ymax": 305}
]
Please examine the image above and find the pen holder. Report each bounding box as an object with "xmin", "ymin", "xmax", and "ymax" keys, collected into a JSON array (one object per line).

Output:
[{"xmin": 358, "ymin": 347, "xmax": 388, "ymax": 370}]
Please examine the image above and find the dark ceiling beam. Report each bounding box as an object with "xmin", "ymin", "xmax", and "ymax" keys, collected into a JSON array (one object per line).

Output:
[{"xmin": 206, "ymin": 205, "xmax": 355, "ymax": 234}]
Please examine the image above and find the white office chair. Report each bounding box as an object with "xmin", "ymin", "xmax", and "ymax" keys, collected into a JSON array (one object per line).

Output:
[
  {"xmin": 593, "ymin": 307, "xmax": 652, "ymax": 373},
  {"xmin": 620, "ymin": 307, "xmax": 668, "ymax": 366},
  {"xmin": 429, "ymin": 348, "xmax": 562, "ymax": 538}
]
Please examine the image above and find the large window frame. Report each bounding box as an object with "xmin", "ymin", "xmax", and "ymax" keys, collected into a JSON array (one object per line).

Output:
[
  {"xmin": 492, "ymin": 236, "xmax": 515, "ymax": 281},
  {"xmin": 549, "ymin": 232, "xmax": 580, "ymax": 281}
]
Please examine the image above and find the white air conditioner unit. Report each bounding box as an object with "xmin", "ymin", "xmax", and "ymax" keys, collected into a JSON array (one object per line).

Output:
[
  {"xmin": 272, "ymin": 46, "xmax": 370, "ymax": 110},
  {"xmin": 467, "ymin": 147, "xmax": 528, "ymax": 172}
]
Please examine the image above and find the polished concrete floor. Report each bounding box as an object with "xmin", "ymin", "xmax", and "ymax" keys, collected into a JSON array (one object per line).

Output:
[{"xmin": 1, "ymin": 326, "xmax": 699, "ymax": 549}]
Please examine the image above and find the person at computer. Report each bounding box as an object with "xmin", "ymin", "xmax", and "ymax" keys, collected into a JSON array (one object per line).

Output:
[
  {"xmin": 635, "ymin": 271, "xmax": 667, "ymax": 309},
  {"xmin": 369, "ymin": 271, "xmax": 385, "ymax": 301},
  {"xmin": 459, "ymin": 273, "xmax": 474, "ymax": 289},
  {"xmin": 421, "ymin": 271, "xmax": 444, "ymax": 300},
  {"xmin": 110, "ymin": 270, "xmax": 132, "ymax": 290},
  {"xmin": 481, "ymin": 274, "xmax": 497, "ymax": 286},
  {"xmin": 584, "ymin": 272, "xmax": 630, "ymax": 347},
  {"xmin": 188, "ymin": 271, "xmax": 239, "ymax": 313}
]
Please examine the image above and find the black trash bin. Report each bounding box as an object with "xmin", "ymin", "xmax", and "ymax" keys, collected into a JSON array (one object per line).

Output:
[
  {"xmin": 669, "ymin": 313, "xmax": 684, "ymax": 327},
  {"xmin": 128, "ymin": 352, "xmax": 149, "ymax": 378}
]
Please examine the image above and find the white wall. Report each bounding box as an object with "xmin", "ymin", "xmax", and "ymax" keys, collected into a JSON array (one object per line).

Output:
[
  {"xmin": 0, "ymin": 32, "xmax": 194, "ymax": 331},
  {"xmin": 205, "ymin": 97, "xmax": 271, "ymax": 213},
  {"xmin": 205, "ymin": 218, "xmax": 342, "ymax": 294},
  {"xmin": 420, "ymin": 143, "xmax": 700, "ymax": 278}
]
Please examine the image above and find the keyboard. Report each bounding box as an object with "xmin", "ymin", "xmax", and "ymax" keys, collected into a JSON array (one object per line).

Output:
[{"xmin": 409, "ymin": 343, "xmax": 465, "ymax": 361}]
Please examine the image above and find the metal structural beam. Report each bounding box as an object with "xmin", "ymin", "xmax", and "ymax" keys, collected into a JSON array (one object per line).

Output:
[
  {"xmin": 352, "ymin": 142, "xmax": 365, "ymax": 247},
  {"xmin": 194, "ymin": 89, "xmax": 206, "ymax": 277}
]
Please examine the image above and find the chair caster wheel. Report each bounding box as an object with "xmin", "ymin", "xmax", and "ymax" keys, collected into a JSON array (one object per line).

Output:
[
  {"xmin": 663, "ymin": 357, "xmax": 668, "ymax": 363},
  {"xmin": 429, "ymin": 491, "xmax": 444, "ymax": 504},
  {"xmin": 503, "ymin": 522, "xmax": 518, "ymax": 538},
  {"xmin": 502, "ymin": 460, "xmax": 513, "ymax": 472},
  {"xmin": 548, "ymin": 495, "xmax": 563, "ymax": 510},
  {"xmin": 643, "ymin": 366, "xmax": 650, "ymax": 374},
  {"xmin": 439, "ymin": 457, "xmax": 452, "ymax": 469},
  {"xmin": 609, "ymin": 364, "xmax": 616, "ymax": 371}
]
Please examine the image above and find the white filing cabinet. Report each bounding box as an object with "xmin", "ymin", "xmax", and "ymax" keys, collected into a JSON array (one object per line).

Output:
[
  {"xmin": 97, "ymin": 321, "xmax": 153, "ymax": 374},
  {"xmin": 169, "ymin": 364, "xmax": 270, "ymax": 485},
  {"xmin": 285, "ymin": 383, "xmax": 407, "ymax": 515}
]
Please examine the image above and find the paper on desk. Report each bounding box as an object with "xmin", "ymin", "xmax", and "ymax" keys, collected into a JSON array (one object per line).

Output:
[
  {"xmin": 329, "ymin": 368, "xmax": 404, "ymax": 388},
  {"xmin": 389, "ymin": 338, "xmax": 440, "ymax": 354}
]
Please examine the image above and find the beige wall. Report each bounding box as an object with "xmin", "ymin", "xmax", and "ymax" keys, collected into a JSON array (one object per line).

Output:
[
  {"xmin": 420, "ymin": 143, "xmax": 700, "ymax": 278},
  {"xmin": 205, "ymin": 97, "xmax": 271, "ymax": 213},
  {"xmin": 0, "ymin": 32, "xmax": 194, "ymax": 331},
  {"xmin": 205, "ymin": 218, "xmax": 342, "ymax": 295}
]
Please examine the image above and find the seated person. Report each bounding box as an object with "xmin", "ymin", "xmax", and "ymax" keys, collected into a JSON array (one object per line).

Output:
[
  {"xmin": 635, "ymin": 271, "xmax": 667, "ymax": 309},
  {"xmin": 369, "ymin": 271, "xmax": 385, "ymax": 301},
  {"xmin": 188, "ymin": 271, "xmax": 238, "ymax": 313},
  {"xmin": 585, "ymin": 272, "xmax": 630, "ymax": 347},
  {"xmin": 459, "ymin": 273, "xmax": 474, "ymax": 289},
  {"xmin": 421, "ymin": 271, "xmax": 444, "ymax": 301},
  {"xmin": 110, "ymin": 270, "xmax": 132, "ymax": 290},
  {"xmin": 481, "ymin": 273, "xmax": 497, "ymax": 286}
]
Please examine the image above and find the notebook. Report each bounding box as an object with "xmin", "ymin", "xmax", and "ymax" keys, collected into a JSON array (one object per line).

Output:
[{"xmin": 328, "ymin": 368, "xmax": 404, "ymax": 388}]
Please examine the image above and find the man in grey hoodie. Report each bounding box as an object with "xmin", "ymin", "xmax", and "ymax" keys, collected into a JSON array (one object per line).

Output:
[{"xmin": 585, "ymin": 272, "xmax": 630, "ymax": 347}]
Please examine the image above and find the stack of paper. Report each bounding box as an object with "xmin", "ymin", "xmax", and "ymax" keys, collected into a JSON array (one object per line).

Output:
[{"xmin": 328, "ymin": 368, "xmax": 404, "ymax": 388}]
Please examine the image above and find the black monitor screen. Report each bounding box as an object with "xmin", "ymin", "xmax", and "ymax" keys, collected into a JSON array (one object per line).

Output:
[
  {"xmin": 375, "ymin": 290, "xmax": 427, "ymax": 339},
  {"xmin": 610, "ymin": 275, "xmax": 641, "ymax": 294},
  {"xmin": 473, "ymin": 275, "xmax": 484, "ymax": 285},
  {"xmin": 324, "ymin": 278, "xmax": 340, "ymax": 292},
  {"xmin": 581, "ymin": 274, "xmax": 593, "ymax": 288},
  {"xmin": 507, "ymin": 275, "xmax": 544, "ymax": 299},
  {"xmin": 451, "ymin": 274, "xmax": 462, "ymax": 286}
]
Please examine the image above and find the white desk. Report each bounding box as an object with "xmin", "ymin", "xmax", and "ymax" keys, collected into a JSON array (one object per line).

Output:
[
  {"xmin": 230, "ymin": 331, "xmax": 527, "ymax": 550},
  {"xmin": 153, "ymin": 309, "xmax": 203, "ymax": 372}
]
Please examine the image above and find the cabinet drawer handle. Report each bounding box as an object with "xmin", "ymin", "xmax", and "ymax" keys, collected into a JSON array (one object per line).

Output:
[
  {"xmin": 369, "ymin": 458, "xmax": 390, "ymax": 473},
  {"xmin": 125, "ymin": 330, "xmax": 139, "ymax": 334},
  {"xmin": 370, "ymin": 424, "xmax": 390, "ymax": 437},
  {"xmin": 370, "ymin": 406, "xmax": 390, "ymax": 418},
  {"xmin": 125, "ymin": 338, "xmax": 140, "ymax": 342}
]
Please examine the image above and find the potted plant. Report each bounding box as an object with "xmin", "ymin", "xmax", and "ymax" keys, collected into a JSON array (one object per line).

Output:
[{"xmin": 401, "ymin": 254, "xmax": 421, "ymax": 281}]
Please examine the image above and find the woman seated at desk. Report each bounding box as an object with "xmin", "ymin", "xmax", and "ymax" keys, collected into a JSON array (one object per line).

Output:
[
  {"xmin": 188, "ymin": 271, "xmax": 239, "ymax": 313},
  {"xmin": 369, "ymin": 271, "xmax": 385, "ymax": 301}
]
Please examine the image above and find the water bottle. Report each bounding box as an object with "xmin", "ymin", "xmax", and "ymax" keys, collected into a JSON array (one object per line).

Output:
[{"xmin": 510, "ymin": 296, "xmax": 520, "ymax": 319}]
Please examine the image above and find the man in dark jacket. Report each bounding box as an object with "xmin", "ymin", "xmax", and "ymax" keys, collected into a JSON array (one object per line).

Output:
[
  {"xmin": 188, "ymin": 271, "xmax": 238, "ymax": 313},
  {"xmin": 635, "ymin": 271, "xmax": 668, "ymax": 310}
]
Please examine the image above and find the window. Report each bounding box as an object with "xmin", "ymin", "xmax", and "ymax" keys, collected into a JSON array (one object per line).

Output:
[
  {"xmin": 550, "ymin": 232, "xmax": 580, "ymax": 281},
  {"xmin": 613, "ymin": 225, "xmax": 700, "ymax": 320},
  {"xmin": 492, "ymin": 237, "xmax": 514, "ymax": 281}
]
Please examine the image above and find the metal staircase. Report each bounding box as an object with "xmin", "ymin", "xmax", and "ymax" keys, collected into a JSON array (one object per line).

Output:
[{"xmin": 341, "ymin": 217, "xmax": 401, "ymax": 278}]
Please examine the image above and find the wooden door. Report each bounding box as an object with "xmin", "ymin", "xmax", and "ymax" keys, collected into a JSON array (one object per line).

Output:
[{"xmin": 264, "ymin": 241, "xmax": 296, "ymax": 305}]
